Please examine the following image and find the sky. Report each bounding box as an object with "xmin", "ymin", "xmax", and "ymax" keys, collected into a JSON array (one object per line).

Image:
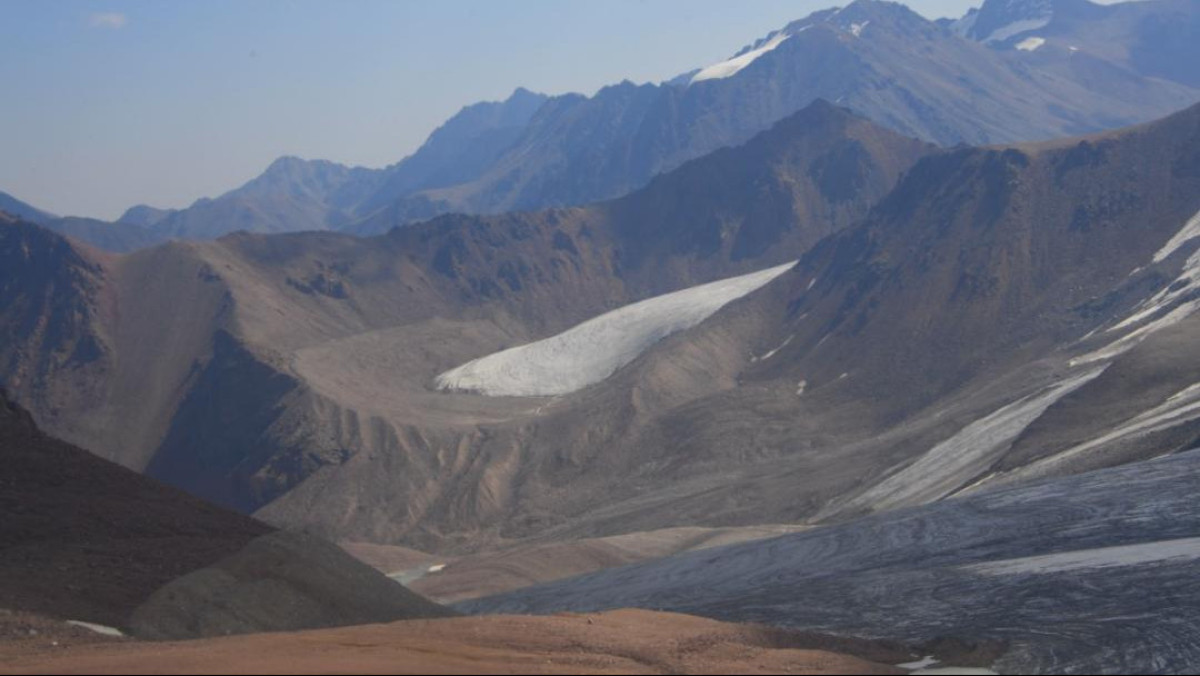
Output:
[{"xmin": 1, "ymin": 0, "xmax": 1044, "ymax": 219}]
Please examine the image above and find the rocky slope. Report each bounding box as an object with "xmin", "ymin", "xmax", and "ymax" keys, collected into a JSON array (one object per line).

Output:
[{"xmin": 0, "ymin": 390, "xmax": 271, "ymax": 628}]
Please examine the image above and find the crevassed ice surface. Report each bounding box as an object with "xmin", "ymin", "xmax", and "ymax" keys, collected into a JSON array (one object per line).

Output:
[{"xmin": 436, "ymin": 261, "xmax": 796, "ymax": 397}]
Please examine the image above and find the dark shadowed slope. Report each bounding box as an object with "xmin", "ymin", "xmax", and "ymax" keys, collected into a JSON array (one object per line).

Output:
[
  {"xmin": 0, "ymin": 391, "xmax": 271, "ymax": 627},
  {"xmin": 129, "ymin": 531, "xmax": 455, "ymax": 640},
  {"xmin": 0, "ymin": 391, "xmax": 453, "ymax": 638}
]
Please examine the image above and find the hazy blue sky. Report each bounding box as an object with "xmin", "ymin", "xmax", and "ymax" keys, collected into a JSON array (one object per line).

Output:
[{"xmin": 3, "ymin": 0, "xmax": 1027, "ymax": 219}]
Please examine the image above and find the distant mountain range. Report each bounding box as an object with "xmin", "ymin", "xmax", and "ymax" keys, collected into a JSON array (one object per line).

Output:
[{"xmin": 12, "ymin": 0, "xmax": 1199, "ymax": 252}]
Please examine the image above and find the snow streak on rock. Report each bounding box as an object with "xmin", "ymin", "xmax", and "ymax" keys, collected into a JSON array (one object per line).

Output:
[
  {"xmin": 965, "ymin": 537, "xmax": 1200, "ymax": 577},
  {"xmin": 982, "ymin": 17, "xmax": 1050, "ymax": 44},
  {"xmin": 690, "ymin": 31, "xmax": 796, "ymax": 84},
  {"xmin": 1071, "ymin": 208, "xmax": 1200, "ymax": 365},
  {"xmin": 825, "ymin": 367, "xmax": 1107, "ymax": 516},
  {"xmin": 1153, "ymin": 208, "xmax": 1200, "ymax": 264},
  {"xmin": 1013, "ymin": 382, "xmax": 1200, "ymax": 480}
]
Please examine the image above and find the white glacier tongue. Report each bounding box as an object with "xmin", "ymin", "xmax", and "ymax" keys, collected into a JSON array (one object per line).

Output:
[
  {"xmin": 435, "ymin": 261, "xmax": 796, "ymax": 397},
  {"xmin": 690, "ymin": 30, "xmax": 797, "ymax": 84}
]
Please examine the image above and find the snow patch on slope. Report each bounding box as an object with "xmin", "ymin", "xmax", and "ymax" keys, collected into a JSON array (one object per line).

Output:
[
  {"xmin": 436, "ymin": 262, "xmax": 796, "ymax": 397},
  {"xmin": 752, "ymin": 335, "xmax": 794, "ymax": 362},
  {"xmin": 1070, "ymin": 208, "xmax": 1200, "ymax": 365},
  {"xmin": 1015, "ymin": 36, "xmax": 1046, "ymax": 51},
  {"xmin": 66, "ymin": 620, "xmax": 124, "ymax": 637},
  {"xmin": 1153, "ymin": 208, "xmax": 1200, "ymax": 263},
  {"xmin": 690, "ymin": 30, "xmax": 796, "ymax": 84},
  {"xmin": 982, "ymin": 17, "xmax": 1050, "ymax": 44},
  {"xmin": 899, "ymin": 656, "xmax": 940, "ymax": 670}
]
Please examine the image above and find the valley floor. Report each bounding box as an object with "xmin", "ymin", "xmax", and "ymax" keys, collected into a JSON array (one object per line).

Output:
[{"xmin": 0, "ymin": 609, "xmax": 907, "ymax": 675}]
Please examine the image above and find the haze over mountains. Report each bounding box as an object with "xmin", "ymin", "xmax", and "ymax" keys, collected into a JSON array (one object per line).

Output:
[
  {"xmin": 5, "ymin": 1, "xmax": 1200, "ymax": 673},
  {"xmin": 13, "ymin": 0, "xmax": 1200, "ymax": 253}
]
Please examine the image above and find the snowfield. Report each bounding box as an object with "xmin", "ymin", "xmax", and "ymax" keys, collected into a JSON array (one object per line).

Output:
[
  {"xmin": 690, "ymin": 31, "xmax": 796, "ymax": 84},
  {"xmin": 1015, "ymin": 36, "xmax": 1045, "ymax": 51},
  {"xmin": 435, "ymin": 262, "xmax": 796, "ymax": 397}
]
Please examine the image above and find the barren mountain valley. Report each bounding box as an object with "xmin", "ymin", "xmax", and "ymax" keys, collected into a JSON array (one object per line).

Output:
[{"xmin": 4, "ymin": 1, "xmax": 1200, "ymax": 674}]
